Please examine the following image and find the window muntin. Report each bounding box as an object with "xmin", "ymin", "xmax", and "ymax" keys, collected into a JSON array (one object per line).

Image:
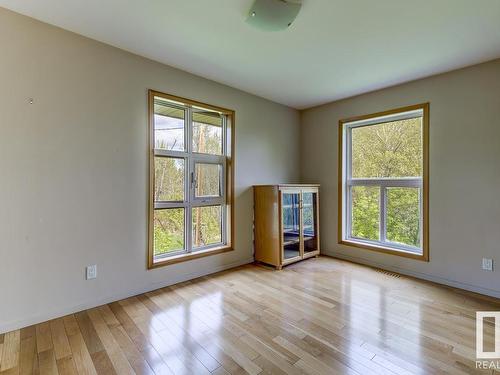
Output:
[
  {"xmin": 341, "ymin": 106, "xmax": 427, "ymax": 256},
  {"xmin": 150, "ymin": 93, "xmax": 232, "ymax": 266}
]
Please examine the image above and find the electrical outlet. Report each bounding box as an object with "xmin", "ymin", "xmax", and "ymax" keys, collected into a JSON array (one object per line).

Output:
[
  {"xmin": 482, "ymin": 258, "xmax": 493, "ymax": 272},
  {"xmin": 86, "ymin": 265, "xmax": 97, "ymax": 280}
]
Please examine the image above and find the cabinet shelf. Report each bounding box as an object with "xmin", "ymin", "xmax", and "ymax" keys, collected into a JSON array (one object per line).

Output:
[
  {"xmin": 283, "ymin": 232, "xmax": 299, "ymax": 246},
  {"xmin": 283, "ymin": 236, "xmax": 314, "ymax": 246}
]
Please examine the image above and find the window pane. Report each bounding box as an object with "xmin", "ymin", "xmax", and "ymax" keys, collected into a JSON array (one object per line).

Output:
[
  {"xmin": 154, "ymin": 208, "xmax": 185, "ymax": 258},
  {"xmin": 155, "ymin": 157, "xmax": 184, "ymax": 202},
  {"xmin": 302, "ymin": 192, "xmax": 318, "ymax": 254},
  {"xmin": 351, "ymin": 186, "xmax": 379, "ymax": 241},
  {"xmin": 282, "ymin": 192, "xmax": 300, "ymax": 260},
  {"xmin": 192, "ymin": 205, "xmax": 222, "ymax": 248},
  {"xmin": 351, "ymin": 117, "xmax": 422, "ymax": 178},
  {"xmin": 195, "ymin": 163, "xmax": 221, "ymax": 198},
  {"xmin": 154, "ymin": 98, "xmax": 185, "ymax": 151},
  {"xmin": 387, "ymin": 187, "xmax": 421, "ymax": 249},
  {"xmin": 192, "ymin": 109, "xmax": 223, "ymax": 155}
]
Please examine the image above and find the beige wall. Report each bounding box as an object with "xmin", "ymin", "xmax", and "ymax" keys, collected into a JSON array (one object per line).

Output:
[
  {"xmin": 0, "ymin": 8, "xmax": 300, "ymax": 332},
  {"xmin": 301, "ymin": 59, "xmax": 500, "ymax": 297}
]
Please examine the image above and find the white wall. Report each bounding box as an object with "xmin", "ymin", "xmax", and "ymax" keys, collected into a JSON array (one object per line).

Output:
[
  {"xmin": 301, "ymin": 59, "xmax": 500, "ymax": 297},
  {"xmin": 0, "ymin": 8, "xmax": 300, "ymax": 333}
]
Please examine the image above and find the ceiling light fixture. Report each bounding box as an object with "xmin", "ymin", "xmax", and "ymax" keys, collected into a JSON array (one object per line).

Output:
[{"xmin": 246, "ymin": 0, "xmax": 302, "ymax": 31}]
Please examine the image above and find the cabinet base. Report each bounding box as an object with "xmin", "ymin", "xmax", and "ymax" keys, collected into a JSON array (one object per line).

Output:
[{"xmin": 255, "ymin": 253, "xmax": 320, "ymax": 270}]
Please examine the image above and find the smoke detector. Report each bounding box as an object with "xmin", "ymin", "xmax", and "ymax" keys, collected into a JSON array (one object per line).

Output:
[{"xmin": 247, "ymin": 0, "xmax": 302, "ymax": 31}]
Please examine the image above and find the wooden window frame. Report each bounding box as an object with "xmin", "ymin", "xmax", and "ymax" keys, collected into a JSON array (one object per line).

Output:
[
  {"xmin": 148, "ymin": 90, "xmax": 235, "ymax": 269},
  {"xmin": 338, "ymin": 103, "xmax": 429, "ymax": 261}
]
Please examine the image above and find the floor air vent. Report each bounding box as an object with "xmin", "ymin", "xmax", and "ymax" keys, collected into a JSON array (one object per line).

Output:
[{"xmin": 373, "ymin": 268, "xmax": 401, "ymax": 278}]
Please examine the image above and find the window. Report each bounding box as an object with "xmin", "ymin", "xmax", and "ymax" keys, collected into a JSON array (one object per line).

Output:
[
  {"xmin": 339, "ymin": 103, "xmax": 429, "ymax": 260},
  {"xmin": 148, "ymin": 90, "xmax": 234, "ymax": 268}
]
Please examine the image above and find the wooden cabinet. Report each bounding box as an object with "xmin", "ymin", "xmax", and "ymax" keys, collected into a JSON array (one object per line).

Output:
[{"xmin": 253, "ymin": 184, "xmax": 320, "ymax": 269}]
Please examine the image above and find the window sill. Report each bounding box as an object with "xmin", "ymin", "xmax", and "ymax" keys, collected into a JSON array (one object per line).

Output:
[
  {"xmin": 339, "ymin": 239, "xmax": 428, "ymax": 261},
  {"xmin": 148, "ymin": 245, "xmax": 233, "ymax": 269}
]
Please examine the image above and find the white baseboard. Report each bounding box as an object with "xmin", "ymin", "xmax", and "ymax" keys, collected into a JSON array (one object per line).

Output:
[
  {"xmin": 326, "ymin": 250, "xmax": 500, "ymax": 299},
  {"xmin": 0, "ymin": 257, "xmax": 254, "ymax": 334}
]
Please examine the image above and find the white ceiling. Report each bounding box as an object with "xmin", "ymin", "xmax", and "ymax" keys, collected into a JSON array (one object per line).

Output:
[{"xmin": 2, "ymin": 0, "xmax": 500, "ymax": 109}]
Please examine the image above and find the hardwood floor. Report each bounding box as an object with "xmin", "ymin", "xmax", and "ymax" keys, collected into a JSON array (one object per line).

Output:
[{"xmin": 1, "ymin": 256, "xmax": 499, "ymax": 374}]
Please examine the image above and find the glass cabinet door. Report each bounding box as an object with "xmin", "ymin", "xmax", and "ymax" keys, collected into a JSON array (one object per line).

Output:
[
  {"xmin": 282, "ymin": 191, "xmax": 301, "ymax": 261},
  {"xmin": 302, "ymin": 190, "xmax": 319, "ymax": 255}
]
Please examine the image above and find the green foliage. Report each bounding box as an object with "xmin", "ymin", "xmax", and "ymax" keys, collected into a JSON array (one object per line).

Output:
[
  {"xmin": 352, "ymin": 118, "xmax": 422, "ymax": 178},
  {"xmin": 193, "ymin": 123, "xmax": 222, "ymax": 155},
  {"xmin": 155, "ymin": 157, "xmax": 184, "ymax": 202},
  {"xmin": 192, "ymin": 206, "xmax": 222, "ymax": 247},
  {"xmin": 351, "ymin": 186, "xmax": 379, "ymax": 241},
  {"xmin": 351, "ymin": 118, "xmax": 422, "ymax": 248},
  {"xmin": 387, "ymin": 188, "xmax": 420, "ymax": 247},
  {"xmin": 154, "ymin": 208, "xmax": 185, "ymax": 255}
]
